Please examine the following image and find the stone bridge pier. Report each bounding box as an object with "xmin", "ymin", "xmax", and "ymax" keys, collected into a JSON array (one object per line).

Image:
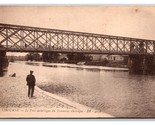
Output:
[
  {"xmin": 0, "ymin": 46, "xmax": 8, "ymax": 76},
  {"xmin": 0, "ymin": 51, "xmax": 5, "ymax": 76},
  {"xmin": 128, "ymin": 55, "xmax": 155, "ymax": 75}
]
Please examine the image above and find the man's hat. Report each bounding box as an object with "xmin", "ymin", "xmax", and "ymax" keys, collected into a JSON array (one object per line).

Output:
[{"xmin": 30, "ymin": 70, "xmax": 34, "ymax": 73}]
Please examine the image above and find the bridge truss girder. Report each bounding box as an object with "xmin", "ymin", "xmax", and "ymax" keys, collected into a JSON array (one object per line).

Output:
[{"xmin": 0, "ymin": 23, "xmax": 155, "ymax": 55}]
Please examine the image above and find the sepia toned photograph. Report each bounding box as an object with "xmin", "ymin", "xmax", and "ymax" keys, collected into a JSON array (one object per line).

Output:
[{"xmin": 0, "ymin": 6, "xmax": 155, "ymax": 118}]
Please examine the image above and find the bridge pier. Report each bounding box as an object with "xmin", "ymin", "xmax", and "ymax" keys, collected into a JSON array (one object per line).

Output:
[
  {"xmin": 0, "ymin": 50, "xmax": 6, "ymax": 76},
  {"xmin": 128, "ymin": 55, "xmax": 155, "ymax": 75}
]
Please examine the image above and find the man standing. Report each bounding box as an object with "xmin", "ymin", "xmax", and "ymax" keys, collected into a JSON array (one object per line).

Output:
[{"xmin": 26, "ymin": 70, "xmax": 36, "ymax": 98}]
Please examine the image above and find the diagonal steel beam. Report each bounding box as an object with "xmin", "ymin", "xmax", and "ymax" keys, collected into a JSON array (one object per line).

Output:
[
  {"xmin": 0, "ymin": 30, "xmax": 19, "ymax": 44},
  {"xmin": 0, "ymin": 31, "xmax": 21, "ymax": 49},
  {"xmin": 27, "ymin": 32, "xmax": 46, "ymax": 48},
  {"xmin": 8, "ymin": 29, "xmax": 33, "ymax": 49}
]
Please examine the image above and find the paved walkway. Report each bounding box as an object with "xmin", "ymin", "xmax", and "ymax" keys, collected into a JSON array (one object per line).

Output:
[{"xmin": 0, "ymin": 76, "xmax": 113, "ymax": 118}]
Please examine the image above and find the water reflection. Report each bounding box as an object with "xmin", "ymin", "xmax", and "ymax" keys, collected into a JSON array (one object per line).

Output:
[
  {"xmin": 76, "ymin": 67, "xmax": 84, "ymax": 70},
  {"xmin": 42, "ymin": 64, "xmax": 58, "ymax": 68},
  {"xmin": 25, "ymin": 62, "xmax": 40, "ymax": 66},
  {"xmin": 85, "ymin": 68, "xmax": 101, "ymax": 72}
]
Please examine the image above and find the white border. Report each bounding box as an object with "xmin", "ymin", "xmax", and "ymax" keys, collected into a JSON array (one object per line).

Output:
[
  {"xmin": 0, "ymin": 0, "xmax": 155, "ymax": 125},
  {"xmin": 0, "ymin": 0, "xmax": 155, "ymax": 5}
]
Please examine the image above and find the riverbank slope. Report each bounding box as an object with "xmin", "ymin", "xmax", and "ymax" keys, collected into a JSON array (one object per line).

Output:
[{"xmin": 0, "ymin": 76, "xmax": 113, "ymax": 118}]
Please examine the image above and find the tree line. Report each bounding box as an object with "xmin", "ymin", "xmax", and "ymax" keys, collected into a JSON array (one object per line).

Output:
[
  {"xmin": 24, "ymin": 52, "xmax": 130, "ymax": 67},
  {"xmin": 25, "ymin": 52, "xmax": 93, "ymax": 63}
]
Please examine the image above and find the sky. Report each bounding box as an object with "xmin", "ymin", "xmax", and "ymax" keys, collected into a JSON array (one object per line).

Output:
[{"xmin": 0, "ymin": 6, "xmax": 155, "ymax": 55}]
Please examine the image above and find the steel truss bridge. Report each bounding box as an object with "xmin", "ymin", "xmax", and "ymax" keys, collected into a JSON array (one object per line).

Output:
[{"xmin": 0, "ymin": 23, "xmax": 155, "ymax": 55}]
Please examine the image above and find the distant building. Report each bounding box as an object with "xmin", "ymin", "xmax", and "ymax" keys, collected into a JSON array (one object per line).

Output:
[
  {"xmin": 107, "ymin": 55, "xmax": 124, "ymax": 62},
  {"xmin": 90, "ymin": 54, "xmax": 108, "ymax": 61}
]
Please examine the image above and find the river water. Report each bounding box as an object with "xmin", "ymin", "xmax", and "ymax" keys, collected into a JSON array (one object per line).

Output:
[{"xmin": 4, "ymin": 61, "xmax": 155, "ymax": 117}]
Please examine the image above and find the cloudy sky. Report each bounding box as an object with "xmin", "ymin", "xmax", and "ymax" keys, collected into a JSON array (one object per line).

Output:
[{"xmin": 0, "ymin": 6, "xmax": 155, "ymax": 55}]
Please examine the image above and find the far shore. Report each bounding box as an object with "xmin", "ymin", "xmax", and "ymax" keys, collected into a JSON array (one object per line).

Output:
[{"xmin": 42, "ymin": 62, "xmax": 129, "ymax": 72}]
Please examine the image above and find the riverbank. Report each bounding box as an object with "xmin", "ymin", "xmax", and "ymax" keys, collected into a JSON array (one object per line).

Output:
[{"xmin": 0, "ymin": 76, "xmax": 113, "ymax": 118}]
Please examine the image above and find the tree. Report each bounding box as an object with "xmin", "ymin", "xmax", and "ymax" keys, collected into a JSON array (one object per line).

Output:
[
  {"xmin": 67, "ymin": 53, "xmax": 76, "ymax": 61},
  {"xmin": 76, "ymin": 53, "xmax": 86, "ymax": 61},
  {"xmin": 25, "ymin": 53, "xmax": 33, "ymax": 61},
  {"xmin": 42, "ymin": 52, "xmax": 49, "ymax": 62},
  {"xmin": 42, "ymin": 52, "xmax": 60, "ymax": 62},
  {"xmin": 33, "ymin": 53, "xmax": 41, "ymax": 61},
  {"xmin": 25, "ymin": 52, "xmax": 41, "ymax": 61}
]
